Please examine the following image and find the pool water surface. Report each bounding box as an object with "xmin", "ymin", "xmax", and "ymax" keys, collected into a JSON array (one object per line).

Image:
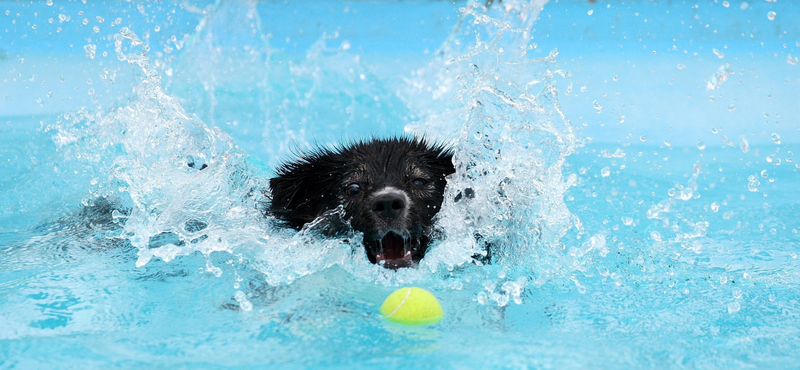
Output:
[{"xmin": 1, "ymin": 1, "xmax": 799, "ymax": 369}]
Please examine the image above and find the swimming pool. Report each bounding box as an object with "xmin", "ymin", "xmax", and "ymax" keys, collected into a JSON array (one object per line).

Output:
[{"xmin": 2, "ymin": 0, "xmax": 799, "ymax": 368}]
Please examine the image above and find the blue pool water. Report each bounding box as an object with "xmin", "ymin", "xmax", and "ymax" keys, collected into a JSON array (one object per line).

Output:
[{"xmin": 2, "ymin": 0, "xmax": 799, "ymax": 368}]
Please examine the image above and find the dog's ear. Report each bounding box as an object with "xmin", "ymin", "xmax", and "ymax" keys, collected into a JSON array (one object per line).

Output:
[
  {"xmin": 428, "ymin": 145, "xmax": 456, "ymax": 180},
  {"xmin": 268, "ymin": 151, "xmax": 343, "ymax": 229}
]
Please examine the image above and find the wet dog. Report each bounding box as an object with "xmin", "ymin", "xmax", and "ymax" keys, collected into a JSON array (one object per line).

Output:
[{"xmin": 269, "ymin": 137, "xmax": 455, "ymax": 269}]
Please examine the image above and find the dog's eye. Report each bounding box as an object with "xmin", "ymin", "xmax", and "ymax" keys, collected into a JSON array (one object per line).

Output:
[
  {"xmin": 411, "ymin": 178, "xmax": 427, "ymax": 187},
  {"xmin": 345, "ymin": 183, "xmax": 361, "ymax": 197}
]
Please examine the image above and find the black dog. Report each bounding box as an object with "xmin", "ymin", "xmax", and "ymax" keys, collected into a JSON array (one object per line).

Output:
[{"xmin": 269, "ymin": 137, "xmax": 455, "ymax": 269}]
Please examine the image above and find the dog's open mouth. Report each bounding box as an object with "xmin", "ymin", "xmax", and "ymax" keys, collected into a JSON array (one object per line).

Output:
[{"xmin": 367, "ymin": 232, "xmax": 422, "ymax": 269}]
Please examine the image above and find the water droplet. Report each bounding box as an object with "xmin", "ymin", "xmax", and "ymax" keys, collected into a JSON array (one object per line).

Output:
[
  {"xmin": 722, "ymin": 1, "xmax": 730, "ymax": 7},
  {"xmin": 728, "ymin": 104, "xmax": 736, "ymax": 112},
  {"xmin": 728, "ymin": 301, "xmax": 741, "ymax": 314},
  {"xmin": 592, "ymin": 100, "xmax": 604, "ymax": 113},
  {"xmin": 739, "ymin": 136, "xmax": 749, "ymax": 153},
  {"xmin": 713, "ymin": 48, "xmax": 725, "ymax": 59},
  {"xmin": 600, "ymin": 148, "xmax": 626, "ymax": 158},
  {"xmin": 740, "ymin": 2, "xmax": 749, "ymax": 10},
  {"xmin": 618, "ymin": 115, "xmax": 625, "ymax": 124},
  {"xmin": 677, "ymin": 63, "xmax": 686, "ymax": 70},
  {"xmin": 767, "ymin": 11, "xmax": 776, "ymax": 21},
  {"xmin": 788, "ymin": 55, "xmax": 799, "ymax": 65},
  {"xmin": 621, "ymin": 216, "xmax": 634, "ymax": 226},
  {"xmin": 612, "ymin": 75, "xmax": 619, "ymax": 81},
  {"xmin": 747, "ymin": 175, "xmax": 760, "ymax": 192},
  {"xmin": 587, "ymin": 10, "xmax": 594, "ymax": 15},
  {"xmin": 600, "ymin": 167, "xmax": 611, "ymax": 177},
  {"xmin": 771, "ymin": 132, "xmax": 781, "ymax": 144},
  {"xmin": 639, "ymin": 135, "xmax": 647, "ymax": 142},
  {"xmin": 46, "ymin": 0, "xmax": 53, "ymax": 5},
  {"xmin": 711, "ymin": 202, "xmax": 720, "ymax": 212},
  {"xmin": 650, "ymin": 231, "xmax": 662, "ymax": 242},
  {"xmin": 760, "ymin": 169, "xmax": 768, "ymax": 178},
  {"xmin": 84, "ymin": 44, "xmax": 97, "ymax": 59},
  {"xmin": 707, "ymin": 63, "xmax": 732, "ymax": 90},
  {"xmin": 697, "ymin": 141, "xmax": 706, "ymax": 150}
]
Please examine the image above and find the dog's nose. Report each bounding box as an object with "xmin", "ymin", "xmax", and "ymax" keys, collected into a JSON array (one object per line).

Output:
[{"xmin": 372, "ymin": 191, "xmax": 406, "ymax": 219}]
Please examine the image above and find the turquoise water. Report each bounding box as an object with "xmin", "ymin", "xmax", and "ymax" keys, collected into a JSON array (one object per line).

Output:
[{"xmin": 2, "ymin": 0, "xmax": 799, "ymax": 369}]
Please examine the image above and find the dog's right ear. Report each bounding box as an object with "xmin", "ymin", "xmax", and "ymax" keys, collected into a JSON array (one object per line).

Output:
[{"xmin": 268, "ymin": 151, "xmax": 343, "ymax": 229}]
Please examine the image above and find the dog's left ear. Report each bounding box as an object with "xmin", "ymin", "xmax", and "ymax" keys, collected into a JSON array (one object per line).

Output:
[{"xmin": 430, "ymin": 148, "xmax": 456, "ymax": 179}]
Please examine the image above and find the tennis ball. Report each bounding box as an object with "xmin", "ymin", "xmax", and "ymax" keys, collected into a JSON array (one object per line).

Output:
[{"xmin": 380, "ymin": 287, "xmax": 444, "ymax": 325}]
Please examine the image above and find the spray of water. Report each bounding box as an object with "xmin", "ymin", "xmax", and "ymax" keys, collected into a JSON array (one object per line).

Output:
[
  {"xmin": 50, "ymin": 27, "xmax": 373, "ymax": 287},
  {"xmin": 401, "ymin": 0, "xmax": 582, "ymax": 301},
  {"xmin": 49, "ymin": 0, "xmax": 584, "ymax": 305}
]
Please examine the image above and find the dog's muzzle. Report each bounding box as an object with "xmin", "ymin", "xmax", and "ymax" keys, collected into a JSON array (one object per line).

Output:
[{"xmin": 365, "ymin": 187, "xmax": 422, "ymax": 269}]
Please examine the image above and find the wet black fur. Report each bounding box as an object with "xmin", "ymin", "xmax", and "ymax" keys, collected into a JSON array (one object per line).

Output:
[{"xmin": 268, "ymin": 137, "xmax": 455, "ymax": 265}]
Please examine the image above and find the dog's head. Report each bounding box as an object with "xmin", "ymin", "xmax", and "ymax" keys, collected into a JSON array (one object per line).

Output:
[{"xmin": 269, "ymin": 137, "xmax": 455, "ymax": 268}]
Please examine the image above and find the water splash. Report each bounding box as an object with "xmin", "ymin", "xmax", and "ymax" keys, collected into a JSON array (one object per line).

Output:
[
  {"xmin": 401, "ymin": 0, "xmax": 580, "ymax": 295},
  {"xmin": 645, "ymin": 156, "xmax": 708, "ymax": 245},
  {"xmin": 48, "ymin": 1, "xmax": 582, "ymax": 300},
  {"xmin": 258, "ymin": 32, "xmax": 408, "ymax": 167},
  {"xmin": 164, "ymin": 1, "xmax": 270, "ymax": 145},
  {"xmin": 50, "ymin": 27, "xmax": 369, "ymax": 286},
  {"xmin": 165, "ymin": 1, "xmax": 407, "ymax": 167}
]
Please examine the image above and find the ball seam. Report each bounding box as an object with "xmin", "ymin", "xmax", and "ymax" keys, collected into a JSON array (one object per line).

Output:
[{"xmin": 385, "ymin": 287, "xmax": 412, "ymax": 319}]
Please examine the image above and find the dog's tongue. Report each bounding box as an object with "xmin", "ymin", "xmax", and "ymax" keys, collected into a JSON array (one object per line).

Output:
[{"xmin": 376, "ymin": 232, "xmax": 412, "ymax": 267}]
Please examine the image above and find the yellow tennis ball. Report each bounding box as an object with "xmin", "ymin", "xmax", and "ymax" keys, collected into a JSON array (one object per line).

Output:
[{"xmin": 380, "ymin": 287, "xmax": 444, "ymax": 325}]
